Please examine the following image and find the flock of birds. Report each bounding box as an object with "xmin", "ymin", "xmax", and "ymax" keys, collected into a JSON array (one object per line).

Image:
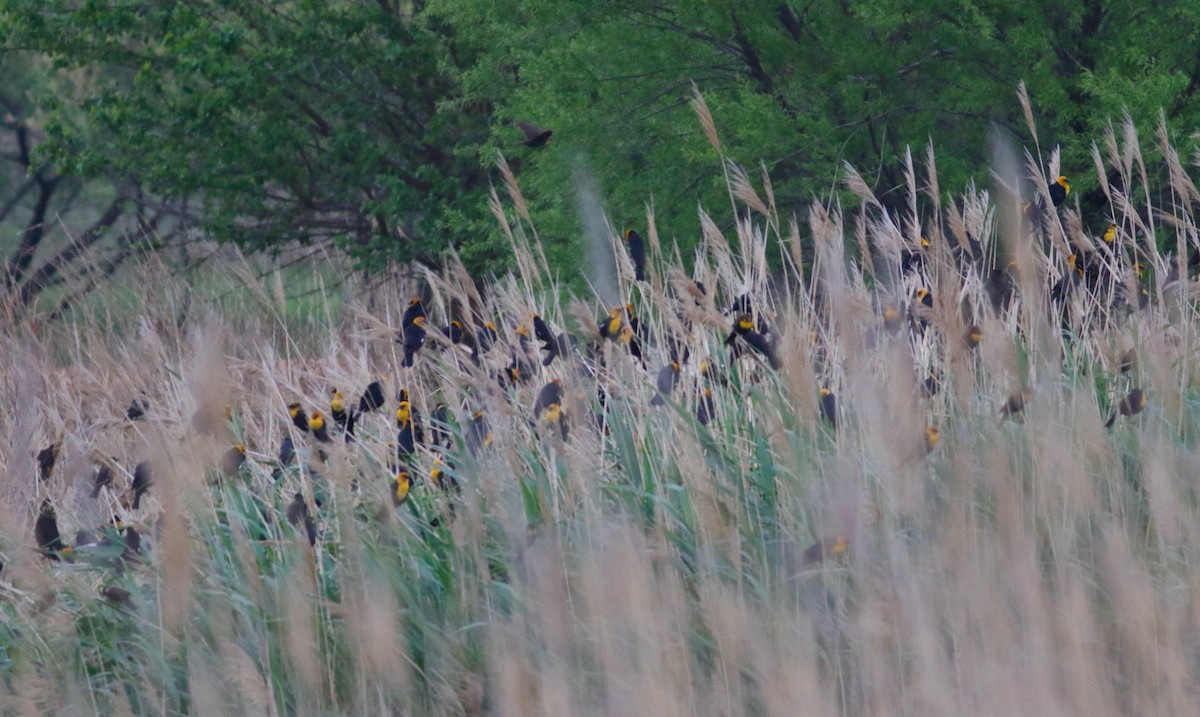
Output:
[{"xmin": 20, "ymin": 169, "xmax": 1161, "ymax": 586}]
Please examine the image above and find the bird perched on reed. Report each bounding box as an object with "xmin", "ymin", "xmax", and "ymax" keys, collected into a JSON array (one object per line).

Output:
[
  {"xmin": 533, "ymin": 379, "xmax": 563, "ymax": 420},
  {"xmin": 310, "ymin": 410, "xmax": 331, "ymax": 443},
  {"xmin": 36, "ymin": 442, "xmax": 59, "ymax": 482},
  {"xmin": 34, "ymin": 500, "xmax": 67, "ymax": 560},
  {"xmin": 964, "ymin": 325, "xmax": 983, "ymax": 350},
  {"xmin": 696, "ymin": 388, "xmax": 715, "ymax": 425},
  {"xmin": 286, "ymin": 493, "xmax": 317, "ymax": 546},
  {"xmin": 624, "ymin": 229, "xmax": 646, "ymax": 281},
  {"xmin": 466, "ymin": 409, "xmax": 492, "ymax": 456},
  {"xmin": 358, "ymin": 379, "xmax": 386, "ymax": 414},
  {"xmin": 804, "ymin": 535, "xmax": 848, "ymax": 564},
  {"xmin": 401, "ymin": 297, "xmax": 425, "ymax": 330},
  {"xmin": 1106, "ymin": 388, "xmax": 1146, "ymax": 428},
  {"xmin": 396, "ymin": 400, "xmax": 424, "ymax": 456},
  {"xmin": 729, "ymin": 313, "xmax": 780, "ymax": 369},
  {"xmin": 402, "ymin": 316, "xmax": 427, "ymax": 367},
  {"xmin": 392, "ymin": 470, "xmax": 411, "ymax": 507},
  {"xmin": 91, "ymin": 460, "xmax": 116, "ymax": 499},
  {"xmin": 288, "ymin": 402, "xmax": 309, "ymax": 432},
  {"xmin": 429, "ymin": 402, "xmax": 452, "ymax": 448},
  {"xmin": 518, "ymin": 121, "xmax": 553, "ymax": 148},
  {"xmin": 126, "ymin": 397, "xmax": 149, "ymax": 421},
  {"xmin": 220, "ymin": 445, "xmax": 246, "ymax": 477},
  {"xmin": 131, "ymin": 460, "xmax": 152, "ymax": 509},
  {"xmin": 1049, "ymin": 175, "xmax": 1070, "ymax": 207},
  {"xmin": 330, "ymin": 389, "xmax": 349, "ymax": 428},
  {"xmin": 819, "ymin": 388, "xmax": 837, "ymax": 428},
  {"xmin": 650, "ymin": 360, "xmax": 681, "ymax": 406}
]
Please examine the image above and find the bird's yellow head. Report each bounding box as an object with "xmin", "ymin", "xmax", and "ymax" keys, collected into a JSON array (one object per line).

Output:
[
  {"xmin": 395, "ymin": 472, "xmax": 411, "ymax": 502},
  {"xmin": 485, "ymin": 321, "xmax": 496, "ymax": 332},
  {"xmin": 515, "ymin": 325, "xmax": 528, "ymax": 337},
  {"xmin": 396, "ymin": 401, "xmax": 411, "ymax": 426},
  {"xmin": 288, "ymin": 402, "xmax": 302, "ymax": 419},
  {"xmin": 624, "ymin": 229, "xmax": 634, "ymax": 240},
  {"xmin": 1102, "ymin": 223, "xmax": 1116, "ymax": 243},
  {"xmin": 1056, "ymin": 176, "xmax": 1070, "ymax": 193},
  {"xmin": 882, "ymin": 305, "xmax": 900, "ymax": 322},
  {"xmin": 820, "ymin": 387, "xmax": 833, "ymax": 397},
  {"xmin": 830, "ymin": 535, "xmax": 848, "ymax": 556},
  {"xmin": 915, "ymin": 288, "xmax": 930, "ymax": 303},
  {"xmin": 670, "ymin": 360, "xmax": 680, "ymax": 373},
  {"xmin": 330, "ymin": 389, "xmax": 345, "ymax": 412},
  {"xmin": 968, "ymin": 326, "xmax": 983, "ymax": 344},
  {"xmin": 919, "ymin": 236, "xmax": 929, "ymax": 248},
  {"xmin": 451, "ymin": 320, "xmax": 462, "ymax": 329},
  {"xmin": 407, "ymin": 297, "xmax": 420, "ymax": 307},
  {"xmin": 737, "ymin": 314, "xmax": 754, "ymax": 332},
  {"xmin": 619, "ymin": 325, "xmax": 634, "ymax": 345},
  {"xmin": 925, "ymin": 425, "xmax": 940, "ymax": 448},
  {"xmin": 309, "ymin": 411, "xmax": 325, "ymax": 431}
]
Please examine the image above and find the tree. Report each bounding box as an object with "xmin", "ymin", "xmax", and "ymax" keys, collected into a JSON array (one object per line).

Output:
[
  {"xmin": 0, "ymin": 0, "xmax": 497, "ymax": 276},
  {"xmin": 426, "ymin": 0, "xmax": 1200, "ymax": 266}
]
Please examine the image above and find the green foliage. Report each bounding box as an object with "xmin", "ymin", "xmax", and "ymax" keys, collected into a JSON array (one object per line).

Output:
[
  {"xmin": 427, "ymin": 0, "xmax": 1200, "ymax": 264},
  {"xmin": 1, "ymin": 0, "xmax": 493, "ymax": 273}
]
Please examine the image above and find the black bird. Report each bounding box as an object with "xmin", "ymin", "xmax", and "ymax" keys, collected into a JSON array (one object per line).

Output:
[
  {"xmin": 445, "ymin": 320, "xmax": 468, "ymax": 346},
  {"xmin": 402, "ymin": 316, "xmax": 427, "ymax": 367},
  {"xmin": 1106, "ymin": 388, "xmax": 1147, "ymax": 428},
  {"xmin": 358, "ymin": 380, "xmax": 386, "ymax": 414},
  {"xmin": 1048, "ymin": 175, "xmax": 1070, "ymax": 207},
  {"xmin": 466, "ymin": 410, "xmax": 492, "ymax": 456},
  {"xmin": 91, "ymin": 461, "xmax": 115, "ymax": 499},
  {"xmin": 819, "ymin": 388, "xmax": 837, "ymax": 428},
  {"xmin": 476, "ymin": 321, "xmax": 498, "ymax": 353},
  {"xmin": 36, "ymin": 443, "xmax": 60, "ymax": 482},
  {"xmin": 330, "ymin": 389, "xmax": 350, "ymax": 429},
  {"xmin": 542, "ymin": 403, "xmax": 569, "ymax": 441},
  {"xmin": 34, "ymin": 500, "xmax": 66, "ymax": 560},
  {"xmin": 131, "ymin": 461, "xmax": 152, "ymax": 509},
  {"xmin": 533, "ymin": 314, "xmax": 555, "ymax": 346},
  {"xmin": 696, "ymin": 388, "xmax": 716, "ymax": 426},
  {"xmin": 518, "ymin": 121, "xmax": 553, "ymax": 149},
  {"xmin": 401, "ymin": 297, "xmax": 425, "ymax": 331},
  {"xmin": 625, "ymin": 229, "xmax": 646, "ymax": 281},
  {"xmin": 220, "ymin": 445, "xmax": 247, "ymax": 477},
  {"xmin": 309, "ymin": 411, "xmax": 332, "ymax": 443},
  {"xmin": 730, "ymin": 314, "xmax": 780, "ymax": 369},
  {"xmin": 533, "ymin": 380, "xmax": 563, "ymax": 419},
  {"xmin": 650, "ymin": 361, "xmax": 681, "ymax": 406},
  {"xmin": 288, "ymin": 402, "xmax": 309, "ymax": 432},
  {"xmin": 126, "ymin": 398, "xmax": 149, "ymax": 421},
  {"xmin": 396, "ymin": 400, "xmax": 424, "ymax": 456},
  {"xmin": 286, "ymin": 493, "xmax": 317, "ymax": 546}
]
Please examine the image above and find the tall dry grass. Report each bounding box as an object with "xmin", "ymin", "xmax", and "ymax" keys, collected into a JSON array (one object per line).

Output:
[{"xmin": 0, "ymin": 107, "xmax": 1199, "ymax": 716}]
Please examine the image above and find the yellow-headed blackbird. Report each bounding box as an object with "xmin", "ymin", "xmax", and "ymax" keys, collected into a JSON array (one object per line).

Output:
[
  {"xmin": 101, "ymin": 585, "xmax": 134, "ymax": 609},
  {"xmin": 445, "ymin": 320, "xmax": 467, "ymax": 346},
  {"xmin": 901, "ymin": 236, "xmax": 929, "ymax": 274},
  {"xmin": 915, "ymin": 287, "xmax": 933, "ymax": 309},
  {"xmin": 36, "ymin": 442, "xmax": 59, "ymax": 482},
  {"xmin": 221, "ymin": 445, "xmax": 247, "ymax": 477},
  {"xmin": 310, "ymin": 410, "xmax": 331, "ymax": 443},
  {"xmin": 543, "ymin": 403, "xmax": 569, "ymax": 441},
  {"xmin": 533, "ymin": 379, "xmax": 563, "ymax": 419},
  {"xmin": 288, "ymin": 402, "xmax": 309, "ymax": 432},
  {"xmin": 402, "ymin": 316, "xmax": 427, "ymax": 367},
  {"xmin": 964, "ymin": 325, "xmax": 983, "ymax": 349},
  {"xmin": 923, "ymin": 425, "xmax": 940, "ymax": 455},
  {"xmin": 803, "ymin": 535, "xmax": 848, "ymax": 564},
  {"xmin": 1102, "ymin": 223, "xmax": 1116, "ymax": 244},
  {"xmin": 126, "ymin": 397, "xmax": 148, "ymax": 421},
  {"xmin": 330, "ymin": 389, "xmax": 349, "ymax": 428},
  {"xmin": 533, "ymin": 314, "xmax": 555, "ymax": 346},
  {"xmin": 91, "ymin": 461, "xmax": 115, "ymax": 498},
  {"xmin": 358, "ymin": 380, "xmax": 386, "ymax": 413},
  {"xmin": 393, "ymin": 470, "xmax": 411, "ymax": 507},
  {"xmin": 697, "ymin": 388, "xmax": 715, "ymax": 426},
  {"xmin": 501, "ymin": 352, "xmax": 533, "ymax": 388},
  {"xmin": 430, "ymin": 402, "xmax": 451, "ymax": 448},
  {"xmin": 431, "ymin": 458, "xmax": 461, "ymax": 494},
  {"xmin": 131, "ymin": 460, "xmax": 152, "ymax": 509},
  {"xmin": 650, "ymin": 361, "xmax": 681, "ymax": 406},
  {"xmin": 986, "ymin": 264, "xmax": 1017, "ymax": 314},
  {"xmin": 819, "ymin": 388, "xmax": 837, "ymax": 428},
  {"xmin": 618, "ymin": 323, "xmax": 645, "ymax": 362},
  {"xmin": 401, "ymin": 297, "xmax": 425, "ymax": 331},
  {"xmin": 286, "ymin": 493, "xmax": 316, "ymax": 546},
  {"xmin": 518, "ymin": 121, "xmax": 553, "ymax": 148},
  {"xmin": 466, "ymin": 409, "xmax": 492, "ymax": 456},
  {"xmin": 1000, "ymin": 390, "xmax": 1029, "ymax": 421},
  {"xmin": 1049, "ymin": 175, "xmax": 1070, "ymax": 207},
  {"xmin": 35, "ymin": 500, "xmax": 66, "ymax": 560},
  {"xmin": 624, "ymin": 229, "xmax": 646, "ymax": 281},
  {"xmin": 599, "ymin": 307, "xmax": 623, "ymax": 340},
  {"xmin": 477, "ymin": 321, "xmax": 498, "ymax": 353},
  {"xmin": 1105, "ymin": 388, "xmax": 1147, "ymax": 428},
  {"xmin": 396, "ymin": 400, "xmax": 424, "ymax": 456},
  {"xmin": 882, "ymin": 304, "xmax": 903, "ymax": 334},
  {"xmin": 730, "ymin": 314, "xmax": 780, "ymax": 369}
]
